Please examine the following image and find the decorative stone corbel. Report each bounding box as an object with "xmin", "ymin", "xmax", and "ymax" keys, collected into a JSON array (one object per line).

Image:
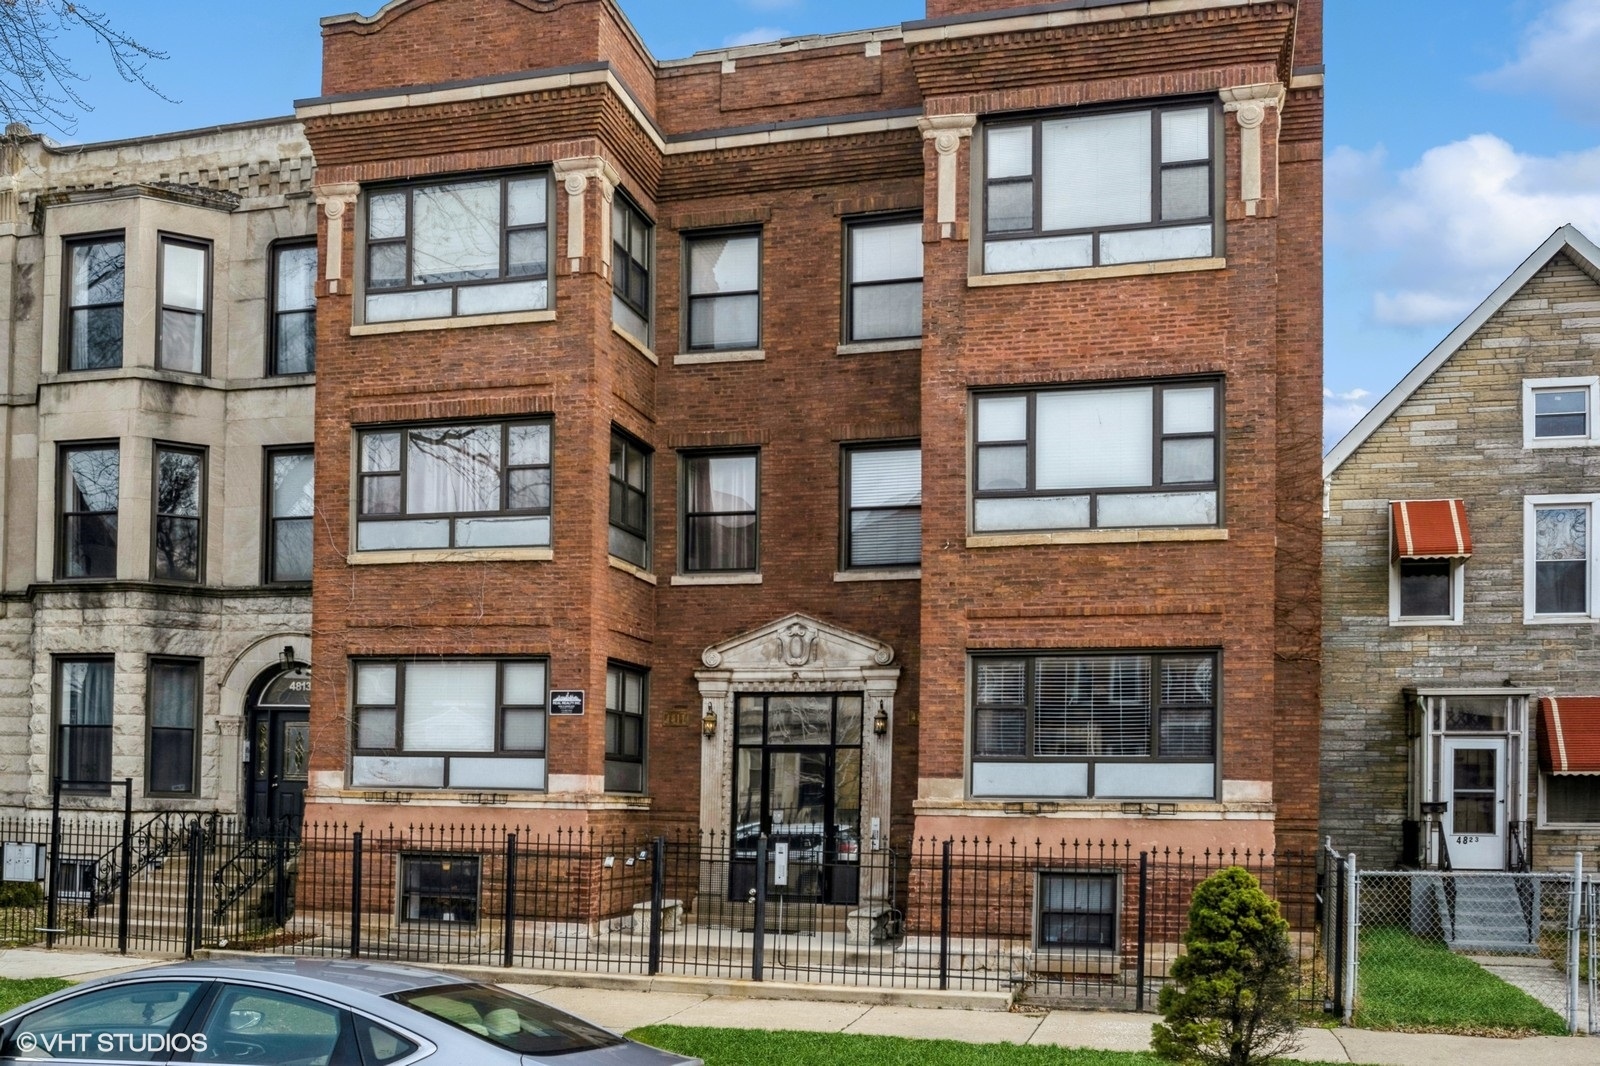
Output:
[
  {"xmin": 1219, "ymin": 83, "xmax": 1286, "ymax": 218},
  {"xmin": 919, "ymin": 114, "xmax": 976, "ymax": 239},
  {"xmin": 313, "ymin": 182, "xmax": 359, "ymax": 294},
  {"xmin": 552, "ymin": 157, "xmax": 620, "ymax": 275}
]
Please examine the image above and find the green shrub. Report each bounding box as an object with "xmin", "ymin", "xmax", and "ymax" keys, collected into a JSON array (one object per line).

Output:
[
  {"xmin": 1151, "ymin": 866, "xmax": 1301, "ymax": 1066},
  {"xmin": 0, "ymin": 882, "xmax": 43, "ymax": 908}
]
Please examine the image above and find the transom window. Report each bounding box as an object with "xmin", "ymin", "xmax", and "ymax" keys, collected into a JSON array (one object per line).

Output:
[
  {"xmin": 356, "ymin": 420, "xmax": 551, "ymax": 552},
  {"xmin": 685, "ymin": 230, "xmax": 760, "ymax": 351},
  {"xmin": 983, "ymin": 102, "xmax": 1216, "ymax": 273},
  {"xmin": 63, "ymin": 234, "xmax": 124, "ymax": 371},
  {"xmin": 157, "ymin": 236, "xmax": 209, "ymax": 374},
  {"xmin": 605, "ymin": 663, "xmax": 647, "ymax": 793},
  {"xmin": 609, "ymin": 431, "xmax": 650, "ymax": 568},
  {"xmin": 971, "ymin": 651, "xmax": 1217, "ymax": 801},
  {"xmin": 57, "ymin": 443, "xmax": 119, "ymax": 579},
  {"xmin": 364, "ymin": 173, "xmax": 549, "ymax": 323},
  {"xmin": 270, "ymin": 240, "xmax": 317, "ymax": 375},
  {"xmin": 846, "ymin": 217, "xmax": 922, "ymax": 342},
  {"xmin": 1523, "ymin": 377, "xmax": 1599, "ymax": 447},
  {"xmin": 1037, "ymin": 872, "xmax": 1117, "ymax": 950},
  {"xmin": 973, "ymin": 380, "xmax": 1220, "ymax": 532},
  {"xmin": 682, "ymin": 451, "xmax": 758, "ymax": 572},
  {"xmin": 1526, "ymin": 497, "xmax": 1599, "ymax": 621},
  {"xmin": 843, "ymin": 444, "xmax": 921, "ymax": 569},
  {"xmin": 351, "ymin": 659, "xmax": 548, "ymax": 791},
  {"xmin": 612, "ymin": 194, "xmax": 653, "ymax": 340}
]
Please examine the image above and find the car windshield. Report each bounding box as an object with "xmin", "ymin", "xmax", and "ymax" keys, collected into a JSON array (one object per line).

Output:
[{"xmin": 390, "ymin": 982, "xmax": 623, "ymax": 1055}]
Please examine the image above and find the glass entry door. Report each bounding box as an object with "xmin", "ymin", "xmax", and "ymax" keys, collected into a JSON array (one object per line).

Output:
[
  {"xmin": 1442, "ymin": 737, "xmax": 1506, "ymax": 870},
  {"xmin": 731, "ymin": 694, "xmax": 862, "ymax": 904}
]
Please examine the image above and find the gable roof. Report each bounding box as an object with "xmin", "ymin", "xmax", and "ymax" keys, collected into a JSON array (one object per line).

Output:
[{"xmin": 1324, "ymin": 224, "xmax": 1600, "ymax": 479}]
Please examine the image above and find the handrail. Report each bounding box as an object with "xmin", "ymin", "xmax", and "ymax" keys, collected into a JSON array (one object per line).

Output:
[
  {"xmin": 84, "ymin": 812, "xmax": 205, "ymax": 916},
  {"xmin": 212, "ymin": 825, "xmax": 298, "ymax": 926}
]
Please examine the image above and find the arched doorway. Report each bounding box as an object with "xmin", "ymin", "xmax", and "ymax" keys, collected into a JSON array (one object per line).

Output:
[{"xmin": 245, "ymin": 662, "xmax": 311, "ymax": 836}]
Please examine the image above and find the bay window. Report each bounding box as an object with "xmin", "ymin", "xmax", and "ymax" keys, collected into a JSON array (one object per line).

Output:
[
  {"xmin": 605, "ymin": 663, "xmax": 646, "ymax": 793},
  {"xmin": 63, "ymin": 234, "xmax": 124, "ymax": 371},
  {"xmin": 609, "ymin": 431, "xmax": 650, "ymax": 568},
  {"xmin": 153, "ymin": 445, "xmax": 204, "ymax": 583},
  {"xmin": 266, "ymin": 448, "xmax": 314, "ymax": 583},
  {"xmin": 612, "ymin": 194, "xmax": 652, "ymax": 341},
  {"xmin": 157, "ymin": 237, "xmax": 209, "ymax": 374},
  {"xmin": 57, "ymin": 443, "xmax": 119, "ymax": 579},
  {"xmin": 270, "ymin": 240, "xmax": 317, "ymax": 375}
]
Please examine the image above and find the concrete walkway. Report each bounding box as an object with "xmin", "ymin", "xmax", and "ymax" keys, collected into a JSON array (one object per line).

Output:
[{"xmin": 0, "ymin": 949, "xmax": 1593, "ymax": 1065}]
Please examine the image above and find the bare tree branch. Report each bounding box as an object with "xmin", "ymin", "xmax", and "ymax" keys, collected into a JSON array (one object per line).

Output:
[{"xmin": 0, "ymin": 1, "xmax": 171, "ymax": 136}]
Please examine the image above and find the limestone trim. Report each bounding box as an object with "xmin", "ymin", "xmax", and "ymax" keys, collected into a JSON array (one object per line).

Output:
[
  {"xmin": 553, "ymin": 157, "xmax": 620, "ymax": 273},
  {"xmin": 349, "ymin": 547, "xmax": 554, "ymax": 565},
  {"xmin": 903, "ymin": 0, "xmax": 1251, "ymax": 41},
  {"xmin": 670, "ymin": 572, "xmax": 762, "ymax": 586},
  {"xmin": 314, "ymin": 182, "xmax": 359, "ymax": 293},
  {"xmin": 350, "ymin": 309, "xmax": 556, "ymax": 336},
  {"xmin": 833, "ymin": 568, "xmax": 920, "ymax": 583},
  {"xmin": 612, "ymin": 322, "xmax": 659, "ymax": 364},
  {"xmin": 837, "ymin": 339, "xmax": 922, "ymax": 356},
  {"xmin": 608, "ymin": 556, "xmax": 658, "ymax": 585},
  {"xmin": 674, "ymin": 349, "xmax": 765, "ymax": 366},
  {"xmin": 969, "ymin": 258, "xmax": 1227, "ymax": 287},
  {"xmin": 218, "ymin": 634, "xmax": 310, "ymax": 815},
  {"xmin": 1220, "ymin": 83, "xmax": 1286, "ymax": 218},
  {"xmin": 920, "ymin": 114, "xmax": 974, "ymax": 237},
  {"xmin": 912, "ymin": 799, "xmax": 1275, "ymax": 819}
]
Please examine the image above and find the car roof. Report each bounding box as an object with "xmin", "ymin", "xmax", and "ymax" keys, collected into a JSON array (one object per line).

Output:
[{"xmin": 72, "ymin": 957, "xmax": 467, "ymax": 1004}]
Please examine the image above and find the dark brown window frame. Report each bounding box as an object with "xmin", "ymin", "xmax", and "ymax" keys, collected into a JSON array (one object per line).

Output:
[
  {"xmin": 53, "ymin": 655, "xmax": 114, "ymax": 793},
  {"xmin": 268, "ymin": 238, "xmax": 317, "ymax": 376},
  {"xmin": 145, "ymin": 655, "xmax": 202, "ymax": 797},
  {"xmin": 363, "ymin": 171, "xmax": 551, "ymax": 318},
  {"xmin": 1035, "ymin": 870, "xmax": 1119, "ymax": 951},
  {"xmin": 981, "ymin": 99, "xmax": 1220, "ymax": 269},
  {"xmin": 151, "ymin": 442, "xmax": 206, "ymax": 584},
  {"xmin": 350, "ymin": 658, "xmax": 549, "ymax": 763},
  {"xmin": 60, "ymin": 231, "xmax": 126, "ymax": 372},
  {"xmin": 683, "ymin": 227, "xmax": 762, "ymax": 352},
  {"xmin": 972, "ymin": 377, "xmax": 1223, "ymax": 531},
  {"xmin": 264, "ymin": 445, "xmax": 314, "ymax": 585},
  {"xmin": 355, "ymin": 418, "xmax": 553, "ymax": 549},
  {"xmin": 843, "ymin": 214, "xmax": 923, "ymax": 344},
  {"xmin": 680, "ymin": 448, "xmax": 760, "ymax": 573},
  {"xmin": 608, "ymin": 429, "xmax": 651, "ymax": 569},
  {"xmin": 611, "ymin": 192, "xmax": 653, "ymax": 333},
  {"xmin": 604, "ymin": 661, "xmax": 647, "ymax": 794},
  {"xmin": 970, "ymin": 649, "xmax": 1220, "ymax": 772},
  {"xmin": 56, "ymin": 440, "xmax": 120, "ymax": 581},
  {"xmin": 155, "ymin": 234, "xmax": 212, "ymax": 375},
  {"xmin": 841, "ymin": 440, "xmax": 921, "ymax": 570}
]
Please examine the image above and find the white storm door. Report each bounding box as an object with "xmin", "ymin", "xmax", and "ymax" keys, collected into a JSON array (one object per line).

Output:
[{"xmin": 1441, "ymin": 737, "xmax": 1507, "ymax": 870}]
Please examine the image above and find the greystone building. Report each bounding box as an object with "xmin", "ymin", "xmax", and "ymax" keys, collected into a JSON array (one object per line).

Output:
[
  {"xmin": 0, "ymin": 119, "xmax": 317, "ymax": 828},
  {"xmin": 1323, "ymin": 225, "xmax": 1600, "ymax": 872}
]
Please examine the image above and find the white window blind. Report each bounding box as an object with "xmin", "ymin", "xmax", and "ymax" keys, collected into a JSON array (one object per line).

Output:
[
  {"xmin": 404, "ymin": 662, "xmax": 496, "ymax": 751},
  {"xmin": 1040, "ymin": 112, "xmax": 1151, "ymax": 231}
]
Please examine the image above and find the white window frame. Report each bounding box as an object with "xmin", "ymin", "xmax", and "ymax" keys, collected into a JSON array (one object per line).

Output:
[
  {"xmin": 1537, "ymin": 772, "xmax": 1600, "ymax": 828},
  {"xmin": 1523, "ymin": 494, "xmax": 1600, "ymax": 623},
  {"xmin": 1522, "ymin": 376, "xmax": 1600, "ymax": 448}
]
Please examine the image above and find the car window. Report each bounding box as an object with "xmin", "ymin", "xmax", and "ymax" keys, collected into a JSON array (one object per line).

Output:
[
  {"xmin": 1, "ymin": 979, "xmax": 204, "ymax": 1061},
  {"xmin": 390, "ymin": 982, "xmax": 621, "ymax": 1056},
  {"xmin": 352, "ymin": 1016, "xmax": 417, "ymax": 1066},
  {"xmin": 192, "ymin": 984, "xmax": 357, "ymax": 1066}
]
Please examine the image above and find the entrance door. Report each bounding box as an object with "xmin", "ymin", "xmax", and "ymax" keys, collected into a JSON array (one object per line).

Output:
[
  {"xmin": 1441, "ymin": 737, "xmax": 1507, "ymax": 870},
  {"xmin": 246, "ymin": 665, "xmax": 311, "ymax": 836},
  {"xmin": 731, "ymin": 694, "xmax": 862, "ymax": 904}
]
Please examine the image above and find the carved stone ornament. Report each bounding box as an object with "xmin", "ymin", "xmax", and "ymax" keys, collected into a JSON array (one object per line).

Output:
[
  {"xmin": 778, "ymin": 621, "xmax": 820, "ymax": 667},
  {"xmin": 701, "ymin": 648, "xmax": 723, "ymax": 669},
  {"xmin": 564, "ymin": 174, "xmax": 589, "ymax": 197},
  {"xmin": 1234, "ymin": 102, "xmax": 1266, "ymax": 130}
]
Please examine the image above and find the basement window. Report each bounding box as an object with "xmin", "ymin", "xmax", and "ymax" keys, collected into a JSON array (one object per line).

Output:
[
  {"xmin": 1036, "ymin": 871, "xmax": 1117, "ymax": 950},
  {"xmin": 400, "ymin": 855, "xmax": 480, "ymax": 924}
]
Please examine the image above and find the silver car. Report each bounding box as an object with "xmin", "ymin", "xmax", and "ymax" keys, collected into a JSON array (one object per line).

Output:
[{"xmin": 0, "ymin": 957, "xmax": 700, "ymax": 1065}]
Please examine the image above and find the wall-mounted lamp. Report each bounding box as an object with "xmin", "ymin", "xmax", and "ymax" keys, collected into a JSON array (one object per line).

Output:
[
  {"xmin": 280, "ymin": 645, "xmax": 298, "ymax": 669},
  {"xmin": 702, "ymin": 708, "xmax": 718, "ymax": 739},
  {"xmin": 873, "ymin": 700, "xmax": 889, "ymax": 737}
]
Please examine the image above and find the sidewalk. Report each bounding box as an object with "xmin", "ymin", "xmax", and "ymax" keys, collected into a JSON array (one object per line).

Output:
[{"xmin": 0, "ymin": 948, "xmax": 1592, "ymax": 1065}]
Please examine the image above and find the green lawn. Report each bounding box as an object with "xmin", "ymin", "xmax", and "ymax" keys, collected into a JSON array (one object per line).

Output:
[
  {"xmin": 1354, "ymin": 927, "xmax": 1567, "ymax": 1035},
  {"xmin": 0, "ymin": 977, "xmax": 71, "ymax": 1013},
  {"xmin": 628, "ymin": 1025, "xmax": 1351, "ymax": 1066}
]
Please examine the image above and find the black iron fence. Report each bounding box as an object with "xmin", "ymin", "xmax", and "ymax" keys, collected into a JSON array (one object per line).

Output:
[{"xmin": 0, "ymin": 813, "xmax": 1327, "ymax": 1011}]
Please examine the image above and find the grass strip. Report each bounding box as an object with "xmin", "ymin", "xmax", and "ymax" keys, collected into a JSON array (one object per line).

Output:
[
  {"xmin": 628, "ymin": 1024, "xmax": 1352, "ymax": 1066},
  {"xmin": 1355, "ymin": 927, "xmax": 1567, "ymax": 1035},
  {"xmin": 0, "ymin": 977, "xmax": 71, "ymax": 1013}
]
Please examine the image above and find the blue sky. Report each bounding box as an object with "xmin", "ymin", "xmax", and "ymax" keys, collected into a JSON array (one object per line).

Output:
[{"xmin": 48, "ymin": 2, "xmax": 1600, "ymax": 450}]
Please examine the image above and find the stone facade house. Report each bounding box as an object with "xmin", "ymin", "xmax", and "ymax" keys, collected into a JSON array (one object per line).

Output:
[
  {"xmin": 1323, "ymin": 225, "xmax": 1600, "ymax": 872},
  {"xmin": 0, "ymin": 120, "xmax": 317, "ymax": 827},
  {"xmin": 294, "ymin": 0, "xmax": 1324, "ymax": 948}
]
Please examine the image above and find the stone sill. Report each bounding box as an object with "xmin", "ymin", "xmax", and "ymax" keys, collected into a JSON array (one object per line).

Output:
[
  {"xmin": 674, "ymin": 348, "xmax": 764, "ymax": 366},
  {"xmin": 834, "ymin": 568, "xmax": 920, "ymax": 582},
  {"xmin": 836, "ymin": 339, "xmax": 921, "ymax": 356},
  {"xmin": 1523, "ymin": 614, "xmax": 1600, "ymax": 626},
  {"xmin": 612, "ymin": 323, "xmax": 659, "ymax": 364},
  {"xmin": 322, "ymin": 790, "xmax": 652, "ymax": 811},
  {"xmin": 1389, "ymin": 617, "xmax": 1462, "ymax": 628},
  {"xmin": 913, "ymin": 799, "xmax": 1273, "ymax": 819},
  {"xmin": 969, "ymin": 257, "xmax": 1226, "ymax": 288},
  {"xmin": 670, "ymin": 572, "xmax": 762, "ymax": 586},
  {"xmin": 40, "ymin": 368, "xmax": 315, "ymax": 393},
  {"xmin": 609, "ymin": 556, "xmax": 658, "ymax": 585},
  {"xmin": 351, "ymin": 308, "xmax": 556, "ymax": 336},
  {"xmin": 967, "ymin": 528, "xmax": 1228, "ymax": 548},
  {"xmin": 349, "ymin": 547, "xmax": 553, "ymax": 565}
]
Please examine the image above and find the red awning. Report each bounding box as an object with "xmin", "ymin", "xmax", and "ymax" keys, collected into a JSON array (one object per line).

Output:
[
  {"xmin": 1539, "ymin": 697, "xmax": 1600, "ymax": 774},
  {"xmin": 1391, "ymin": 499, "xmax": 1472, "ymax": 559}
]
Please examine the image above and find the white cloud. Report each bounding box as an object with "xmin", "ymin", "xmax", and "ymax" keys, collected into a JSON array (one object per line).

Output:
[
  {"xmin": 724, "ymin": 26, "xmax": 789, "ymax": 47},
  {"xmin": 1324, "ymin": 388, "xmax": 1373, "ymax": 448},
  {"xmin": 1479, "ymin": 0, "xmax": 1600, "ymax": 122},
  {"xmin": 1332, "ymin": 133, "xmax": 1600, "ymax": 330}
]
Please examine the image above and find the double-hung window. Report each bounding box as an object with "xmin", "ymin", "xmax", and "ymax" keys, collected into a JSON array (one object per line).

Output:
[
  {"xmin": 1525, "ymin": 496, "xmax": 1600, "ymax": 621},
  {"xmin": 153, "ymin": 445, "xmax": 204, "ymax": 583},
  {"xmin": 356, "ymin": 420, "xmax": 551, "ymax": 551},
  {"xmin": 971, "ymin": 651, "xmax": 1217, "ymax": 800},
  {"xmin": 983, "ymin": 102, "xmax": 1217, "ymax": 274},
  {"xmin": 364, "ymin": 173, "xmax": 550, "ymax": 323},
  {"xmin": 1523, "ymin": 377, "xmax": 1599, "ymax": 447},
  {"xmin": 843, "ymin": 444, "xmax": 921, "ymax": 569},
  {"xmin": 63, "ymin": 234, "xmax": 124, "ymax": 370},
  {"xmin": 55, "ymin": 657, "xmax": 113, "ymax": 791},
  {"xmin": 845, "ymin": 217, "xmax": 922, "ymax": 342},
  {"xmin": 351, "ymin": 659, "xmax": 548, "ymax": 790},
  {"xmin": 270, "ymin": 240, "xmax": 317, "ymax": 375},
  {"xmin": 266, "ymin": 448, "xmax": 314, "ymax": 583},
  {"xmin": 148, "ymin": 658, "xmax": 200, "ymax": 795},
  {"xmin": 604, "ymin": 663, "xmax": 647, "ymax": 792},
  {"xmin": 608, "ymin": 431, "xmax": 650, "ymax": 568},
  {"xmin": 158, "ymin": 236, "xmax": 210, "ymax": 374},
  {"xmin": 612, "ymin": 194, "xmax": 652, "ymax": 341},
  {"xmin": 973, "ymin": 380, "xmax": 1220, "ymax": 532},
  {"xmin": 682, "ymin": 451, "xmax": 758, "ymax": 572},
  {"xmin": 685, "ymin": 230, "xmax": 760, "ymax": 351},
  {"xmin": 58, "ymin": 443, "xmax": 119, "ymax": 579}
]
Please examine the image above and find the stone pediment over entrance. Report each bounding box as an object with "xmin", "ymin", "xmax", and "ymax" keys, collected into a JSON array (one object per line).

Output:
[{"xmin": 700, "ymin": 613, "xmax": 894, "ymax": 682}]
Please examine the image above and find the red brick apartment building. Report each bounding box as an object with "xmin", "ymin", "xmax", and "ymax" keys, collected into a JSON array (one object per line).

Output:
[{"xmin": 297, "ymin": 0, "xmax": 1323, "ymax": 895}]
